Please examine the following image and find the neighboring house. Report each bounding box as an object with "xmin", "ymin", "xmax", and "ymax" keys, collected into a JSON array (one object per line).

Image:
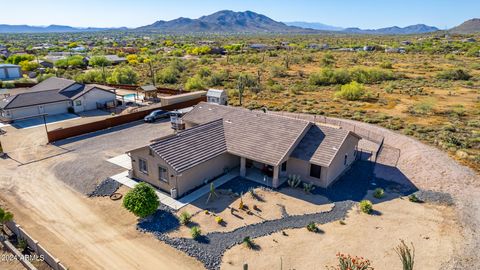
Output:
[
  {"xmin": 37, "ymin": 60, "xmax": 54, "ymax": 69},
  {"xmin": 128, "ymin": 102, "xmax": 361, "ymax": 198},
  {"xmin": 0, "ymin": 77, "xmax": 116, "ymax": 122},
  {"xmin": 0, "ymin": 64, "xmax": 22, "ymax": 80},
  {"xmin": 85, "ymin": 55, "xmax": 127, "ymax": 66},
  {"xmin": 206, "ymin": 89, "xmax": 228, "ymax": 105}
]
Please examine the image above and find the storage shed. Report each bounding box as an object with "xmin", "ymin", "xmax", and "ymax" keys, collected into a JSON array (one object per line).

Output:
[{"xmin": 207, "ymin": 89, "xmax": 228, "ymax": 105}]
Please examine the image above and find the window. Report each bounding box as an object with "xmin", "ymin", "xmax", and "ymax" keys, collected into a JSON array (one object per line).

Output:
[
  {"xmin": 158, "ymin": 166, "xmax": 168, "ymax": 182},
  {"xmin": 139, "ymin": 158, "xmax": 148, "ymax": 174},
  {"xmin": 310, "ymin": 164, "xmax": 321, "ymax": 179},
  {"xmin": 75, "ymin": 100, "xmax": 82, "ymax": 106},
  {"xmin": 281, "ymin": 161, "xmax": 287, "ymax": 172},
  {"xmin": 344, "ymin": 154, "xmax": 348, "ymax": 165},
  {"xmin": 149, "ymin": 148, "xmax": 153, "ymax": 156}
]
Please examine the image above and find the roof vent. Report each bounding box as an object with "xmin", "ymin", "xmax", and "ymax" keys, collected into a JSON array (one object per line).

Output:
[{"xmin": 225, "ymin": 120, "xmax": 232, "ymax": 124}]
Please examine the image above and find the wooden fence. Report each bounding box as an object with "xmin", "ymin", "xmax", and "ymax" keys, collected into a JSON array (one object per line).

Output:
[
  {"xmin": 5, "ymin": 220, "xmax": 68, "ymax": 270},
  {"xmin": 47, "ymin": 96, "xmax": 205, "ymax": 142}
]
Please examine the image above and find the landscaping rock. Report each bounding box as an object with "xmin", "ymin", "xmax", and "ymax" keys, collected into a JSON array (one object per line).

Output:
[{"xmin": 88, "ymin": 178, "xmax": 121, "ymax": 197}]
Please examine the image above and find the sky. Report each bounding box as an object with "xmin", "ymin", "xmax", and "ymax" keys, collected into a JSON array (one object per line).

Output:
[{"xmin": 0, "ymin": 0, "xmax": 478, "ymax": 29}]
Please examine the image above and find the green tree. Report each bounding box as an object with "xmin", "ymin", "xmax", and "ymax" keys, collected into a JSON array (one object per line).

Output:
[
  {"xmin": 89, "ymin": 56, "xmax": 112, "ymax": 67},
  {"xmin": 6, "ymin": 54, "xmax": 35, "ymax": 65},
  {"xmin": 335, "ymin": 81, "xmax": 367, "ymax": 101},
  {"xmin": 55, "ymin": 55, "xmax": 86, "ymax": 69},
  {"xmin": 123, "ymin": 183, "xmax": 159, "ymax": 218},
  {"xmin": 19, "ymin": 60, "xmax": 39, "ymax": 71},
  {"xmin": 107, "ymin": 66, "xmax": 139, "ymax": 85},
  {"xmin": 185, "ymin": 75, "xmax": 206, "ymax": 90},
  {"xmin": 157, "ymin": 66, "xmax": 179, "ymax": 84},
  {"xmin": 0, "ymin": 207, "xmax": 13, "ymax": 236}
]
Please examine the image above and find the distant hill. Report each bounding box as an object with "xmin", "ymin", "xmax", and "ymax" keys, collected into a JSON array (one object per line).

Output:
[
  {"xmin": 450, "ymin": 18, "xmax": 480, "ymax": 34},
  {"xmin": 343, "ymin": 24, "xmax": 439, "ymax": 35},
  {"xmin": 0, "ymin": 24, "xmax": 127, "ymax": 33},
  {"xmin": 284, "ymin": 21, "xmax": 343, "ymax": 31},
  {"xmin": 137, "ymin": 10, "xmax": 315, "ymax": 33}
]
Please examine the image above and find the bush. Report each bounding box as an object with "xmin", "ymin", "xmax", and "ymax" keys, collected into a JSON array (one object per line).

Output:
[
  {"xmin": 0, "ymin": 207, "xmax": 14, "ymax": 236},
  {"xmin": 303, "ymin": 182, "xmax": 315, "ymax": 194},
  {"xmin": 122, "ymin": 183, "xmax": 159, "ymax": 218},
  {"xmin": 335, "ymin": 81, "xmax": 366, "ymax": 101},
  {"xmin": 307, "ymin": 222, "xmax": 319, "ymax": 232},
  {"xmin": 157, "ymin": 66, "xmax": 179, "ymax": 84},
  {"xmin": 107, "ymin": 66, "xmax": 138, "ymax": 85},
  {"xmin": 243, "ymin": 236, "xmax": 254, "ymax": 249},
  {"xmin": 321, "ymin": 53, "xmax": 336, "ymax": 67},
  {"xmin": 191, "ymin": 226, "xmax": 201, "ymax": 239},
  {"xmin": 309, "ymin": 68, "xmax": 350, "ymax": 86},
  {"xmin": 437, "ymin": 69, "xmax": 472, "ymax": 81},
  {"xmin": 215, "ymin": 216, "xmax": 223, "ymax": 224},
  {"xmin": 359, "ymin": 200, "xmax": 373, "ymax": 214},
  {"xmin": 179, "ymin": 211, "xmax": 191, "ymax": 225},
  {"xmin": 329, "ymin": 253, "xmax": 373, "ymax": 270},
  {"xmin": 408, "ymin": 194, "xmax": 421, "ymax": 203},
  {"xmin": 380, "ymin": 61, "xmax": 393, "ymax": 69},
  {"xmin": 287, "ymin": 175, "xmax": 302, "ymax": 188},
  {"xmin": 185, "ymin": 75, "xmax": 206, "ymax": 90},
  {"xmin": 395, "ymin": 240, "xmax": 415, "ymax": 270},
  {"xmin": 270, "ymin": 65, "xmax": 287, "ymax": 78},
  {"xmin": 373, "ymin": 188, "xmax": 385, "ymax": 199}
]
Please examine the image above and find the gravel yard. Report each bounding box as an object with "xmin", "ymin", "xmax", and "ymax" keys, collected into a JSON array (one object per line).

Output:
[{"xmin": 51, "ymin": 119, "xmax": 173, "ymax": 194}]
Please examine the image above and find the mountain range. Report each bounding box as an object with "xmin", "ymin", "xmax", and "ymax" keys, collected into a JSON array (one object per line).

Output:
[
  {"xmin": 0, "ymin": 10, "xmax": 478, "ymax": 34},
  {"xmin": 449, "ymin": 18, "xmax": 480, "ymax": 34}
]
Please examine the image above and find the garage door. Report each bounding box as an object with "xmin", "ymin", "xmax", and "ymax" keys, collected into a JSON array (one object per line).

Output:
[
  {"xmin": 10, "ymin": 106, "xmax": 40, "ymax": 120},
  {"xmin": 44, "ymin": 102, "xmax": 69, "ymax": 115}
]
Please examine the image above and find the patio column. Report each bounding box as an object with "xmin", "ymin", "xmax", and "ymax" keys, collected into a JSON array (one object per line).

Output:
[
  {"xmin": 272, "ymin": 165, "xmax": 280, "ymax": 188},
  {"xmin": 240, "ymin": 157, "xmax": 246, "ymax": 177}
]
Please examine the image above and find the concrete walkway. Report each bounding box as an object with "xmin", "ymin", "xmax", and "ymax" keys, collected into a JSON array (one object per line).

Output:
[
  {"xmin": 110, "ymin": 170, "xmax": 239, "ymax": 210},
  {"xmin": 107, "ymin": 154, "xmax": 132, "ymax": 170}
]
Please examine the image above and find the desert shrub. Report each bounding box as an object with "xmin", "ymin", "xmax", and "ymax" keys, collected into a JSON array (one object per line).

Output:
[
  {"xmin": 190, "ymin": 226, "xmax": 201, "ymax": 239},
  {"xmin": 122, "ymin": 183, "xmax": 159, "ymax": 218},
  {"xmin": 328, "ymin": 253, "xmax": 373, "ymax": 270},
  {"xmin": 270, "ymin": 65, "xmax": 288, "ymax": 78},
  {"xmin": 197, "ymin": 67, "xmax": 212, "ymax": 78},
  {"xmin": 287, "ymin": 175, "xmax": 302, "ymax": 188},
  {"xmin": 408, "ymin": 194, "xmax": 421, "ymax": 203},
  {"xmin": 185, "ymin": 75, "xmax": 206, "ymax": 90},
  {"xmin": 107, "ymin": 66, "xmax": 138, "ymax": 85},
  {"xmin": 359, "ymin": 200, "xmax": 373, "ymax": 214},
  {"xmin": 309, "ymin": 68, "xmax": 350, "ymax": 86},
  {"xmin": 373, "ymin": 188, "xmax": 385, "ymax": 199},
  {"xmin": 380, "ymin": 61, "xmax": 393, "ymax": 69},
  {"xmin": 409, "ymin": 99, "xmax": 436, "ymax": 115},
  {"xmin": 17, "ymin": 238, "xmax": 28, "ymax": 253},
  {"xmin": 243, "ymin": 236, "xmax": 254, "ymax": 249},
  {"xmin": 321, "ymin": 52, "xmax": 336, "ymax": 67},
  {"xmin": 179, "ymin": 211, "xmax": 192, "ymax": 225},
  {"xmin": 437, "ymin": 69, "xmax": 472, "ymax": 81},
  {"xmin": 208, "ymin": 70, "xmax": 229, "ymax": 86},
  {"xmin": 303, "ymin": 182, "xmax": 316, "ymax": 194},
  {"xmin": 467, "ymin": 120, "xmax": 480, "ymax": 128},
  {"xmin": 307, "ymin": 222, "xmax": 319, "ymax": 232},
  {"xmin": 215, "ymin": 216, "xmax": 223, "ymax": 224},
  {"xmin": 350, "ymin": 67, "xmax": 396, "ymax": 84},
  {"xmin": 2, "ymin": 81, "xmax": 15, "ymax": 88},
  {"xmin": 335, "ymin": 81, "xmax": 366, "ymax": 101},
  {"xmin": 157, "ymin": 66, "xmax": 179, "ymax": 84},
  {"xmin": 0, "ymin": 207, "xmax": 14, "ymax": 236},
  {"xmin": 395, "ymin": 240, "xmax": 415, "ymax": 270}
]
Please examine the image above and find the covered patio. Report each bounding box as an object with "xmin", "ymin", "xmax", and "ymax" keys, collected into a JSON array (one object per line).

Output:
[{"xmin": 239, "ymin": 157, "xmax": 288, "ymax": 188}]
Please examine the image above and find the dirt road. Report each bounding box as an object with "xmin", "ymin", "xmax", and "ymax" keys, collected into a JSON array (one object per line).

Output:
[{"xmin": 0, "ymin": 122, "xmax": 204, "ymax": 270}]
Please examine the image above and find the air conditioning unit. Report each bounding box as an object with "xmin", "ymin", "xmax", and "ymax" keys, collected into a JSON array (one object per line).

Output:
[{"xmin": 170, "ymin": 188, "xmax": 178, "ymax": 199}]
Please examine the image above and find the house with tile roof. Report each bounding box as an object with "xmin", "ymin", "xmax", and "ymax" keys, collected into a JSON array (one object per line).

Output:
[
  {"xmin": 128, "ymin": 102, "xmax": 361, "ymax": 198},
  {"xmin": 0, "ymin": 77, "xmax": 116, "ymax": 122}
]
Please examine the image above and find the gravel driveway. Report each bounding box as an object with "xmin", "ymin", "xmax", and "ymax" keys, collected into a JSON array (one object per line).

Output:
[{"xmin": 51, "ymin": 120, "xmax": 173, "ymax": 194}]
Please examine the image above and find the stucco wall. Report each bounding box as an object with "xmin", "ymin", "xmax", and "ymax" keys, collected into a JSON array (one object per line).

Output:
[
  {"xmin": 130, "ymin": 147, "xmax": 239, "ymax": 197},
  {"xmin": 324, "ymin": 133, "xmax": 359, "ymax": 186},
  {"xmin": 130, "ymin": 147, "xmax": 175, "ymax": 193},
  {"xmin": 175, "ymin": 153, "xmax": 239, "ymax": 197},
  {"xmin": 286, "ymin": 157, "xmax": 328, "ymax": 187},
  {"xmin": 6, "ymin": 100, "xmax": 70, "ymax": 120},
  {"xmin": 74, "ymin": 88, "xmax": 115, "ymax": 112}
]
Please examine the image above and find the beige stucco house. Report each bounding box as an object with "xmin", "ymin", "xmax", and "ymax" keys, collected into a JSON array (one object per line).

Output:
[{"xmin": 128, "ymin": 102, "xmax": 361, "ymax": 198}]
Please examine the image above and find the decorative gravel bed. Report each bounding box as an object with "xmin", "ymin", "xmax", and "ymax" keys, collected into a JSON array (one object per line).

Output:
[
  {"xmin": 139, "ymin": 200, "xmax": 355, "ymax": 270},
  {"xmin": 137, "ymin": 161, "xmax": 419, "ymax": 270},
  {"xmin": 88, "ymin": 178, "xmax": 121, "ymax": 197}
]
